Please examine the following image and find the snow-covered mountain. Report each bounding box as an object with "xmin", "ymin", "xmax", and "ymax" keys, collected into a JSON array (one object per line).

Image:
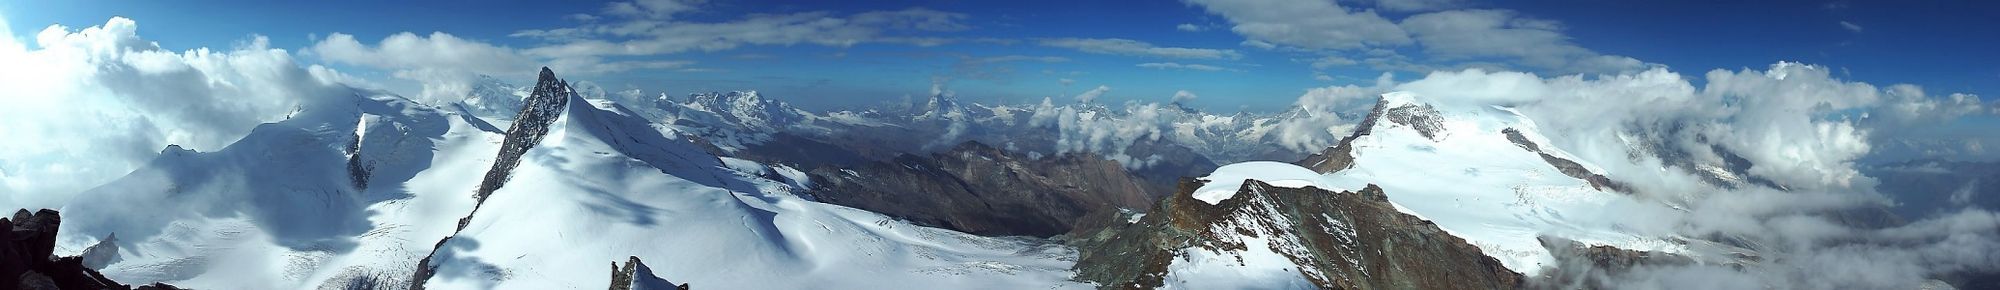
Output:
[
  {"xmin": 57, "ymin": 83, "xmax": 500, "ymax": 288},
  {"xmin": 453, "ymin": 75, "xmax": 531, "ymax": 124},
  {"xmin": 46, "ymin": 68, "xmax": 1094, "ymax": 289},
  {"xmin": 415, "ymin": 69, "xmax": 1088, "ymax": 289},
  {"xmin": 1296, "ymin": 92, "xmax": 1698, "ymax": 275}
]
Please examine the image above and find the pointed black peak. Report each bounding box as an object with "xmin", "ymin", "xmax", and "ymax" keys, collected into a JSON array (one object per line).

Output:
[{"xmin": 538, "ymin": 67, "xmax": 556, "ymax": 80}]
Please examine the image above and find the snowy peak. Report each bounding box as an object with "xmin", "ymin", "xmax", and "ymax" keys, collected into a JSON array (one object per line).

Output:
[
  {"xmin": 1291, "ymin": 91, "xmax": 1675, "ymax": 275},
  {"xmin": 609, "ymin": 256, "xmax": 688, "ymax": 290},
  {"xmin": 680, "ymin": 90, "xmax": 806, "ymax": 129},
  {"xmin": 915, "ymin": 92, "xmax": 967, "ymax": 120}
]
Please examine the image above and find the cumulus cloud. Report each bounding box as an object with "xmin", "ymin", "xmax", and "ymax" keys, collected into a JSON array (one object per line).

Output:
[
  {"xmin": 1268, "ymin": 72, "xmax": 1397, "ymax": 151},
  {"xmin": 1039, "ymin": 38, "xmax": 1243, "ymax": 59},
  {"xmin": 309, "ymin": 32, "xmax": 538, "ymax": 103},
  {"xmin": 0, "ymin": 16, "xmax": 360, "ymax": 208},
  {"xmin": 1046, "ymin": 102, "xmax": 1175, "ymax": 169},
  {"xmin": 1387, "ymin": 62, "xmax": 2000, "ymax": 288},
  {"xmin": 1074, "ymin": 85, "xmax": 1112, "ymax": 103},
  {"xmin": 1135, "ymin": 62, "xmax": 1238, "ymax": 72},
  {"xmin": 1171, "ymin": 90, "xmax": 1199, "ymax": 103},
  {"xmin": 1176, "ymin": 23, "xmax": 1205, "ymax": 32}
]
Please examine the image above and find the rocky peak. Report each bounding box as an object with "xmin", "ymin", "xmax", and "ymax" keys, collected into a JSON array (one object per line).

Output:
[
  {"xmin": 415, "ymin": 67, "xmax": 575, "ymax": 290},
  {"xmin": 608, "ymin": 256, "xmax": 689, "ymax": 290},
  {"xmin": 915, "ymin": 92, "xmax": 967, "ymax": 120},
  {"xmin": 474, "ymin": 67, "xmax": 573, "ymax": 203},
  {"xmin": 1296, "ymin": 95, "xmax": 1392, "ymax": 173}
]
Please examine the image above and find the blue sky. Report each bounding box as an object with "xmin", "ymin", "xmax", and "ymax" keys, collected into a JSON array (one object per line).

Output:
[{"xmin": 3, "ymin": 0, "xmax": 1996, "ymax": 112}]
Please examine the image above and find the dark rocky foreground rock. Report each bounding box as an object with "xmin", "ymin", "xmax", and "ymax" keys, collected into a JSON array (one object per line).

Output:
[
  {"xmin": 809, "ymin": 141, "xmax": 1155, "ymax": 237},
  {"xmin": 2, "ymin": 209, "xmax": 181, "ymax": 290},
  {"xmin": 1066, "ymin": 179, "xmax": 1522, "ymax": 289}
]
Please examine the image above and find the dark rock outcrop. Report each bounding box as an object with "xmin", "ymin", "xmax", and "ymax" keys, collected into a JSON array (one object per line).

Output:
[
  {"xmin": 1501, "ymin": 128, "xmax": 1633, "ymax": 193},
  {"xmin": 1068, "ymin": 180, "xmax": 1522, "ymax": 289},
  {"xmin": 475, "ymin": 67, "xmax": 574, "ymax": 203},
  {"xmin": 609, "ymin": 256, "xmax": 688, "ymax": 290},
  {"xmin": 1298, "ymin": 97, "xmax": 1390, "ymax": 174},
  {"xmin": 809, "ymin": 141, "xmax": 1154, "ymax": 237},
  {"xmin": 414, "ymin": 67, "xmax": 575, "ymax": 290},
  {"xmin": 2, "ymin": 209, "xmax": 182, "ymax": 290}
]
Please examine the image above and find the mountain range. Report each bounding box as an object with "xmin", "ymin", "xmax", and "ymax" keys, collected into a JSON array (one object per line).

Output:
[{"xmin": 12, "ymin": 67, "xmax": 1985, "ymax": 289}]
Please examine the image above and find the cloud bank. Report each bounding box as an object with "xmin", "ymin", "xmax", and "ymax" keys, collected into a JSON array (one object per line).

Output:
[
  {"xmin": 1388, "ymin": 62, "xmax": 2000, "ymax": 288},
  {"xmin": 0, "ymin": 16, "xmax": 364, "ymax": 209}
]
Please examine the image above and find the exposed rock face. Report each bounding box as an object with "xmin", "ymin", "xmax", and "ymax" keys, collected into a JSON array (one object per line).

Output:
[
  {"xmin": 474, "ymin": 66, "xmax": 574, "ymax": 203},
  {"xmin": 1298, "ymin": 97, "xmax": 1390, "ymax": 174},
  {"xmin": 1501, "ymin": 128, "xmax": 1632, "ymax": 193},
  {"xmin": 1068, "ymin": 180, "xmax": 1522, "ymax": 289},
  {"xmin": 2, "ymin": 209, "xmax": 181, "ymax": 290},
  {"xmin": 1382, "ymin": 103, "xmax": 1445, "ymax": 141},
  {"xmin": 609, "ymin": 256, "xmax": 689, "ymax": 290},
  {"xmin": 414, "ymin": 67, "xmax": 575, "ymax": 290},
  {"xmin": 809, "ymin": 141, "xmax": 1155, "ymax": 237}
]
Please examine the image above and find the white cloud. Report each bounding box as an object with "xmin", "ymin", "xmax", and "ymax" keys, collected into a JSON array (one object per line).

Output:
[
  {"xmin": 1176, "ymin": 23, "xmax": 1205, "ymax": 32},
  {"xmin": 1388, "ymin": 63, "xmax": 2000, "ymax": 289},
  {"xmin": 1841, "ymin": 21, "xmax": 1865, "ymax": 33},
  {"xmin": 1183, "ymin": 0, "xmax": 1411, "ymax": 50},
  {"xmin": 1135, "ymin": 62, "xmax": 1238, "ymax": 72},
  {"xmin": 0, "ymin": 16, "xmax": 362, "ymax": 208},
  {"xmin": 1039, "ymin": 38, "xmax": 1242, "ymax": 59},
  {"xmin": 308, "ymin": 30, "xmax": 706, "ymax": 104},
  {"xmin": 1074, "ymin": 85, "xmax": 1111, "ymax": 103},
  {"xmin": 1271, "ymin": 72, "xmax": 1396, "ymax": 151},
  {"xmin": 1399, "ymin": 9, "xmax": 1649, "ymax": 74},
  {"xmin": 1240, "ymin": 40, "xmax": 1277, "ymax": 49},
  {"xmin": 1310, "ymin": 55, "xmax": 1358, "ymax": 69},
  {"xmin": 1171, "ymin": 90, "xmax": 1199, "ymax": 103}
]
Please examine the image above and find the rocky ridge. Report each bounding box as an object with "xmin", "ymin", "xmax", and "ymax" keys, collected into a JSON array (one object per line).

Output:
[
  {"xmin": 2, "ymin": 209, "xmax": 180, "ymax": 290},
  {"xmin": 1067, "ymin": 179, "xmax": 1522, "ymax": 289}
]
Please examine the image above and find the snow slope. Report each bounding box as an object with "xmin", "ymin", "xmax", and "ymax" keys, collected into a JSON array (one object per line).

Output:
[
  {"xmin": 419, "ymin": 95, "xmax": 1089, "ymax": 289},
  {"xmin": 1313, "ymin": 92, "xmax": 1684, "ymax": 275},
  {"xmin": 54, "ymin": 91, "xmax": 499, "ymax": 289}
]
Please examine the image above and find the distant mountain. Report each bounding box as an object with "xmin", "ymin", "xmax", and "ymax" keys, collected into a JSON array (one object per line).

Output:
[{"xmin": 807, "ymin": 141, "xmax": 1155, "ymax": 237}]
